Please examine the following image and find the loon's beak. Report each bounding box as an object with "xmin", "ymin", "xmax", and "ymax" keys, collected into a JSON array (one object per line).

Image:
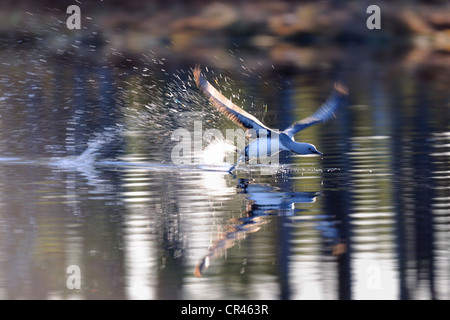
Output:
[{"xmin": 315, "ymin": 150, "xmax": 323, "ymax": 156}]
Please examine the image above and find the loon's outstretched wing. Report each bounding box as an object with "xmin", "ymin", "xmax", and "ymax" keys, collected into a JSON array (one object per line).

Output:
[
  {"xmin": 194, "ymin": 66, "xmax": 271, "ymax": 134},
  {"xmin": 283, "ymin": 82, "xmax": 348, "ymax": 137}
]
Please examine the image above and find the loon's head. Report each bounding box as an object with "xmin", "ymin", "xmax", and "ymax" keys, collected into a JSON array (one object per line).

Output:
[{"xmin": 291, "ymin": 142, "xmax": 323, "ymax": 156}]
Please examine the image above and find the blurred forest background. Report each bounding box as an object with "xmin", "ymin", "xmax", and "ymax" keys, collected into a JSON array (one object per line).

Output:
[{"xmin": 1, "ymin": 0, "xmax": 449, "ymax": 74}]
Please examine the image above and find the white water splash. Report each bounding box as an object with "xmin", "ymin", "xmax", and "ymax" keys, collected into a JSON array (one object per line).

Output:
[
  {"xmin": 201, "ymin": 139, "xmax": 236, "ymax": 165},
  {"xmin": 50, "ymin": 127, "xmax": 120, "ymax": 172}
]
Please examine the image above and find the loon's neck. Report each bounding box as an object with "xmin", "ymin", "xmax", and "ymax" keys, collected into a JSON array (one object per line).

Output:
[{"xmin": 279, "ymin": 134, "xmax": 311, "ymax": 154}]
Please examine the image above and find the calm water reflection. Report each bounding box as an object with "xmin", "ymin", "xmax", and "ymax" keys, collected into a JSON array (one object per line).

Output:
[{"xmin": 0, "ymin": 46, "xmax": 448, "ymax": 300}]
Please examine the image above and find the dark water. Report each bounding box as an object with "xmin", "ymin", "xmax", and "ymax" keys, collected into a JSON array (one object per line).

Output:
[{"xmin": 0, "ymin": 42, "xmax": 448, "ymax": 300}]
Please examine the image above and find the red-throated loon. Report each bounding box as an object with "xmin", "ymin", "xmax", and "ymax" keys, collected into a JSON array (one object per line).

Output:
[{"xmin": 193, "ymin": 66, "xmax": 348, "ymax": 172}]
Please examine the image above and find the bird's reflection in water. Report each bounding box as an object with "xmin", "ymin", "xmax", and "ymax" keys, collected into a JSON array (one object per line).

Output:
[{"xmin": 194, "ymin": 178, "xmax": 346, "ymax": 277}]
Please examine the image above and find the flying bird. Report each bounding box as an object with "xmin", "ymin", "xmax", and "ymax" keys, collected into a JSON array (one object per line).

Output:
[{"xmin": 193, "ymin": 66, "xmax": 348, "ymax": 172}]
